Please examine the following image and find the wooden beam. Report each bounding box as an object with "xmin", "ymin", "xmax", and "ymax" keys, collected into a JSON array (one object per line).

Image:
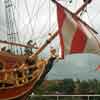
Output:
[
  {"xmin": 31, "ymin": 32, "xmax": 58, "ymax": 58},
  {"xmin": 75, "ymin": 0, "xmax": 92, "ymax": 15},
  {"xmin": 52, "ymin": 0, "xmax": 98, "ymax": 34},
  {"xmin": 0, "ymin": 40, "xmax": 38, "ymax": 49}
]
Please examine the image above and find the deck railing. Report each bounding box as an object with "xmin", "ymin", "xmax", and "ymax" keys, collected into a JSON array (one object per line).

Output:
[{"xmin": 0, "ymin": 65, "xmax": 37, "ymax": 88}]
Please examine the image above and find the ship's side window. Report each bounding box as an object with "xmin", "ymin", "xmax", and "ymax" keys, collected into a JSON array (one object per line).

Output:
[{"xmin": 0, "ymin": 62, "xmax": 4, "ymax": 70}]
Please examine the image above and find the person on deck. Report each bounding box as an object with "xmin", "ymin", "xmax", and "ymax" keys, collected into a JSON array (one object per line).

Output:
[{"xmin": 46, "ymin": 47, "xmax": 59, "ymax": 73}]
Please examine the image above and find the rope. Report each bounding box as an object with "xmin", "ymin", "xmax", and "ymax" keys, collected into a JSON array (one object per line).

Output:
[
  {"xmin": 12, "ymin": 0, "xmax": 23, "ymax": 54},
  {"xmin": 29, "ymin": 0, "xmax": 44, "ymax": 40},
  {"xmin": 24, "ymin": 0, "xmax": 35, "ymax": 36},
  {"xmin": 78, "ymin": 1, "xmax": 100, "ymax": 51},
  {"xmin": 22, "ymin": 0, "xmax": 46, "ymax": 40},
  {"xmin": 86, "ymin": 6, "xmax": 100, "ymax": 33},
  {"xmin": 49, "ymin": 0, "xmax": 51, "ymax": 32},
  {"xmin": 79, "ymin": 10, "xmax": 100, "ymax": 53}
]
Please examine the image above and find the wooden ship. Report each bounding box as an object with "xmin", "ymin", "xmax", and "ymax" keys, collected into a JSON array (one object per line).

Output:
[
  {"xmin": 0, "ymin": 0, "xmax": 99, "ymax": 100},
  {"xmin": 0, "ymin": 0, "xmax": 58, "ymax": 99}
]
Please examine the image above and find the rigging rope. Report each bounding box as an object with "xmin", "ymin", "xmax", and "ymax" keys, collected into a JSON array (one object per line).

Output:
[
  {"xmin": 79, "ymin": 10, "xmax": 100, "ymax": 53},
  {"xmin": 13, "ymin": 0, "xmax": 23, "ymax": 54},
  {"xmin": 29, "ymin": 0, "xmax": 46, "ymax": 40},
  {"xmin": 86, "ymin": 7, "xmax": 100, "ymax": 33},
  {"xmin": 20, "ymin": 0, "xmax": 38, "ymax": 43},
  {"xmin": 86, "ymin": 10, "xmax": 97, "ymax": 32},
  {"xmin": 29, "ymin": 1, "xmax": 41, "ymax": 40},
  {"xmin": 30, "ymin": 2, "xmax": 50, "ymax": 42},
  {"xmin": 24, "ymin": 0, "xmax": 35, "ymax": 36},
  {"xmin": 4, "ymin": 0, "xmax": 23, "ymax": 54},
  {"xmin": 65, "ymin": 0, "xmax": 77, "ymax": 10},
  {"xmin": 22, "ymin": 0, "xmax": 46, "ymax": 41},
  {"xmin": 49, "ymin": 0, "xmax": 51, "ymax": 32}
]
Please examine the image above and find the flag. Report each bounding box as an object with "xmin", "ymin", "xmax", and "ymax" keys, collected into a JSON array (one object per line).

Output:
[{"xmin": 57, "ymin": 3, "xmax": 100, "ymax": 58}]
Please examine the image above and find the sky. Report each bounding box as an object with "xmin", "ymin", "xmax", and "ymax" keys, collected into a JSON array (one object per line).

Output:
[{"xmin": 0, "ymin": 0, "xmax": 100, "ymax": 80}]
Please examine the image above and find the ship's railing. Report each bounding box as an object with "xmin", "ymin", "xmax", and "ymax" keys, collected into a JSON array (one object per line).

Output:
[{"xmin": 0, "ymin": 60, "xmax": 46, "ymax": 89}]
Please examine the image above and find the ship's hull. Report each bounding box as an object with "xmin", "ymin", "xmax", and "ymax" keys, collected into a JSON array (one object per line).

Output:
[
  {"xmin": 0, "ymin": 51, "xmax": 55, "ymax": 100},
  {"xmin": 0, "ymin": 80, "xmax": 34, "ymax": 100},
  {"xmin": 0, "ymin": 64, "xmax": 46, "ymax": 100},
  {"xmin": 0, "ymin": 53, "xmax": 47, "ymax": 100}
]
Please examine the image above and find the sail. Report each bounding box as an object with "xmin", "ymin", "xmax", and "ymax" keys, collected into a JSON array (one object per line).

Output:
[{"xmin": 56, "ymin": 2, "xmax": 100, "ymax": 58}]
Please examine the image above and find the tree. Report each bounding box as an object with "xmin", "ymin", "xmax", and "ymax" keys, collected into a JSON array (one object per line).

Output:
[
  {"xmin": 33, "ymin": 84, "xmax": 45, "ymax": 95},
  {"xmin": 88, "ymin": 79, "xmax": 98, "ymax": 94},
  {"xmin": 95, "ymin": 81, "xmax": 100, "ymax": 94},
  {"xmin": 46, "ymin": 82, "xmax": 60, "ymax": 94},
  {"xmin": 61, "ymin": 79, "xmax": 75, "ymax": 94},
  {"xmin": 79, "ymin": 80, "xmax": 90, "ymax": 94},
  {"xmin": 74, "ymin": 79, "xmax": 81, "ymax": 94}
]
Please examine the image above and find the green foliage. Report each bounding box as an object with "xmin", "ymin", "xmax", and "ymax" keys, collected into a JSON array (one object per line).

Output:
[
  {"xmin": 60, "ymin": 96, "xmax": 72, "ymax": 100},
  {"xmin": 61, "ymin": 79, "xmax": 75, "ymax": 94},
  {"xmin": 93, "ymin": 96, "xmax": 100, "ymax": 100},
  {"xmin": 79, "ymin": 80, "xmax": 90, "ymax": 94},
  {"xmin": 95, "ymin": 81, "xmax": 100, "ymax": 94},
  {"xmin": 88, "ymin": 79, "xmax": 98, "ymax": 94},
  {"xmin": 34, "ymin": 84, "xmax": 45, "ymax": 95},
  {"xmin": 46, "ymin": 82, "xmax": 60, "ymax": 93},
  {"xmin": 33, "ymin": 79, "xmax": 100, "ymax": 95},
  {"xmin": 63, "ymin": 79, "xmax": 75, "ymax": 94}
]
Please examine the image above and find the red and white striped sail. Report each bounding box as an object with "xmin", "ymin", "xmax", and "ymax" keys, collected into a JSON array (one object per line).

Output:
[{"xmin": 57, "ymin": 4, "xmax": 100, "ymax": 58}]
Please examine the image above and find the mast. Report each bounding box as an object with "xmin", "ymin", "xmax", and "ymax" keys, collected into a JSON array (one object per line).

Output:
[{"xmin": 4, "ymin": 0, "xmax": 21, "ymax": 54}]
